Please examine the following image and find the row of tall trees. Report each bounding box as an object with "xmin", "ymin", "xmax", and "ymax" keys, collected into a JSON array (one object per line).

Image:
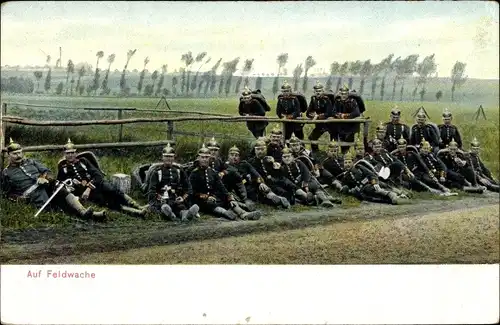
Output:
[{"xmin": 24, "ymin": 50, "xmax": 468, "ymax": 102}]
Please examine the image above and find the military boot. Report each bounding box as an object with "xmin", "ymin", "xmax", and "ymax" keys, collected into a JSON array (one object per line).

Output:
[
  {"xmin": 295, "ymin": 189, "xmax": 308, "ymax": 203},
  {"xmin": 65, "ymin": 193, "xmax": 106, "ymax": 222},
  {"xmin": 161, "ymin": 204, "xmax": 177, "ymax": 221},
  {"xmin": 179, "ymin": 204, "xmax": 200, "ymax": 222},
  {"xmin": 213, "ymin": 207, "xmax": 237, "ymax": 220},
  {"xmin": 231, "ymin": 204, "xmax": 262, "ymax": 220},
  {"xmin": 124, "ymin": 194, "xmax": 149, "ymax": 210},
  {"xmin": 314, "ymin": 191, "xmax": 335, "ymax": 208},
  {"xmin": 243, "ymin": 199, "xmax": 257, "ymax": 212},
  {"xmin": 266, "ymin": 192, "xmax": 291, "ymax": 208},
  {"xmin": 463, "ymin": 186, "xmax": 484, "ymax": 194},
  {"xmin": 387, "ymin": 192, "xmax": 401, "ymax": 205},
  {"xmin": 121, "ymin": 205, "xmax": 147, "ymax": 218},
  {"xmin": 331, "ymin": 180, "xmax": 343, "ymax": 191}
]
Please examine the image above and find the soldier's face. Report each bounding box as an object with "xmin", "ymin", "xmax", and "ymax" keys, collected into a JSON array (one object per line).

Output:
[
  {"xmin": 290, "ymin": 143, "xmax": 301, "ymax": 153},
  {"xmin": 355, "ymin": 146, "xmax": 364, "ymax": 157},
  {"xmin": 373, "ymin": 144, "xmax": 382, "ymax": 154},
  {"xmin": 243, "ymin": 95, "xmax": 252, "ymax": 102},
  {"xmin": 198, "ymin": 154, "xmax": 210, "ymax": 167},
  {"xmin": 271, "ymin": 134, "xmax": 281, "ymax": 144},
  {"xmin": 470, "ymin": 146, "xmax": 480, "ymax": 155},
  {"xmin": 344, "ymin": 159, "xmax": 353, "ymax": 169},
  {"xmin": 228, "ymin": 152, "xmax": 240, "ymax": 164},
  {"xmin": 376, "ymin": 130, "xmax": 385, "ymax": 139},
  {"xmin": 314, "ymin": 89, "xmax": 323, "ymax": 96},
  {"xmin": 417, "ymin": 117, "xmax": 426, "ymax": 125},
  {"xmin": 209, "ymin": 148, "xmax": 219, "ymax": 157},
  {"xmin": 340, "ymin": 91, "xmax": 348, "ymax": 101},
  {"xmin": 282, "ymin": 154, "xmax": 293, "ymax": 165},
  {"xmin": 420, "ymin": 147, "xmax": 430, "ymax": 155},
  {"xmin": 65, "ymin": 151, "xmax": 77, "ymax": 162},
  {"xmin": 282, "ymin": 89, "xmax": 291, "ymax": 96},
  {"xmin": 449, "ymin": 146, "xmax": 457, "ymax": 156},
  {"xmin": 8, "ymin": 150, "xmax": 23, "ymax": 164},
  {"xmin": 162, "ymin": 155, "xmax": 174, "ymax": 166},
  {"xmin": 398, "ymin": 144, "xmax": 407, "ymax": 152},
  {"xmin": 391, "ymin": 115, "xmax": 400, "ymax": 123},
  {"xmin": 327, "ymin": 147, "xmax": 339, "ymax": 158},
  {"xmin": 443, "ymin": 117, "xmax": 452, "ymax": 125},
  {"xmin": 255, "ymin": 147, "xmax": 266, "ymax": 158}
]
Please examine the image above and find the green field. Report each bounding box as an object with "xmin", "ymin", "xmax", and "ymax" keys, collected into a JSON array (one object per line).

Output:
[{"xmin": 1, "ymin": 95, "xmax": 499, "ymax": 264}]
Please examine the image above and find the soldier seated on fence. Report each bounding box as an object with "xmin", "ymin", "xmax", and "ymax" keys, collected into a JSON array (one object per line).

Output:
[
  {"xmin": 238, "ymin": 86, "xmax": 269, "ymax": 139},
  {"xmin": 189, "ymin": 144, "xmax": 262, "ymax": 221},
  {"xmin": 438, "ymin": 108, "xmax": 463, "ymax": 149},
  {"xmin": 1, "ymin": 138, "xmax": 106, "ymax": 221},
  {"xmin": 145, "ymin": 143, "xmax": 200, "ymax": 221},
  {"xmin": 56, "ymin": 139, "xmax": 147, "ymax": 218},
  {"xmin": 226, "ymin": 145, "xmax": 291, "ymax": 209},
  {"xmin": 468, "ymin": 137, "xmax": 499, "ymax": 192},
  {"xmin": 281, "ymin": 146, "xmax": 337, "ymax": 207},
  {"xmin": 267, "ymin": 125, "xmax": 285, "ymax": 162},
  {"xmin": 306, "ymin": 81, "xmax": 335, "ymax": 154},
  {"xmin": 276, "ymin": 80, "xmax": 304, "ymax": 140}
]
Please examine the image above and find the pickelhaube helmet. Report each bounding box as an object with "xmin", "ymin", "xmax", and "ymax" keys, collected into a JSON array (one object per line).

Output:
[
  {"xmin": 282, "ymin": 146, "xmax": 292, "ymax": 155},
  {"xmin": 313, "ymin": 80, "xmax": 324, "ymax": 91},
  {"xmin": 420, "ymin": 139, "xmax": 432, "ymax": 151},
  {"xmin": 344, "ymin": 148, "xmax": 354, "ymax": 161},
  {"xmin": 281, "ymin": 80, "xmax": 292, "ymax": 91},
  {"xmin": 289, "ymin": 133, "xmax": 300, "ymax": 144},
  {"xmin": 206, "ymin": 137, "xmax": 220, "ymax": 150},
  {"xmin": 471, "ymin": 137, "xmax": 480, "ymax": 148},
  {"xmin": 416, "ymin": 111, "xmax": 426, "ymax": 119},
  {"xmin": 270, "ymin": 125, "xmax": 283, "ymax": 135},
  {"xmin": 328, "ymin": 139, "xmax": 340, "ymax": 149},
  {"xmin": 397, "ymin": 135, "xmax": 407, "ymax": 145},
  {"xmin": 372, "ymin": 138, "xmax": 383, "ymax": 146},
  {"xmin": 442, "ymin": 108, "xmax": 452, "ymax": 118},
  {"xmin": 6, "ymin": 138, "xmax": 22, "ymax": 153},
  {"xmin": 391, "ymin": 106, "xmax": 401, "ymax": 117},
  {"xmin": 198, "ymin": 143, "xmax": 211, "ymax": 156},
  {"xmin": 162, "ymin": 142, "xmax": 175, "ymax": 156},
  {"xmin": 376, "ymin": 121, "xmax": 386, "ymax": 132},
  {"xmin": 64, "ymin": 138, "xmax": 77, "ymax": 153},
  {"xmin": 241, "ymin": 86, "xmax": 252, "ymax": 99},
  {"xmin": 228, "ymin": 145, "xmax": 240, "ymax": 155},
  {"xmin": 254, "ymin": 138, "xmax": 267, "ymax": 148},
  {"xmin": 339, "ymin": 83, "xmax": 349, "ymax": 92},
  {"xmin": 448, "ymin": 138, "xmax": 458, "ymax": 148},
  {"xmin": 353, "ymin": 133, "xmax": 363, "ymax": 148}
]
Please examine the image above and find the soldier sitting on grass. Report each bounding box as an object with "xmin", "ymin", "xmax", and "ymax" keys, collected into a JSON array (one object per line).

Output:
[
  {"xmin": 56, "ymin": 139, "xmax": 147, "ymax": 218},
  {"xmin": 468, "ymin": 137, "xmax": 499, "ymax": 192},
  {"xmin": 1, "ymin": 138, "xmax": 106, "ymax": 221},
  {"xmin": 189, "ymin": 144, "xmax": 262, "ymax": 221},
  {"xmin": 146, "ymin": 143, "xmax": 200, "ymax": 222}
]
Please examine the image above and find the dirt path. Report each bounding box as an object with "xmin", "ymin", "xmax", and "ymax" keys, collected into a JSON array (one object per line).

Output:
[{"xmin": 1, "ymin": 192, "xmax": 499, "ymax": 263}]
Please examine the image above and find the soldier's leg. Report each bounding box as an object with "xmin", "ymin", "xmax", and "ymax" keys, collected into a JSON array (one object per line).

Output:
[
  {"xmin": 55, "ymin": 186, "xmax": 106, "ymax": 221},
  {"xmin": 283, "ymin": 123, "xmax": 294, "ymax": 140},
  {"xmin": 308, "ymin": 126, "xmax": 325, "ymax": 152},
  {"xmin": 100, "ymin": 181, "xmax": 147, "ymax": 216},
  {"xmin": 446, "ymin": 170, "xmax": 466, "ymax": 189},
  {"xmin": 339, "ymin": 132, "xmax": 355, "ymax": 154},
  {"xmin": 198, "ymin": 199, "xmax": 238, "ymax": 220},
  {"xmin": 294, "ymin": 124, "xmax": 305, "ymax": 140},
  {"xmin": 364, "ymin": 184, "xmax": 403, "ymax": 205},
  {"xmin": 173, "ymin": 201, "xmax": 200, "ymax": 221},
  {"xmin": 461, "ymin": 167, "xmax": 479, "ymax": 186}
]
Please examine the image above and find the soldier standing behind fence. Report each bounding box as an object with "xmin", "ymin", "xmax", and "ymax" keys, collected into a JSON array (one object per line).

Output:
[
  {"xmin": 238, "ymin": 87, "xmax": 269, "ymax": 138},
  {"xmin": 306, "ymin": 81, "xmax": 335, "ymax": 155},
  {"xmin": 276, "ymin": 80, "xmax": 304, "ymax": 140},
  {"xmin": 332, "ymin": 85, "xmax": 361, "ymax": 153}
]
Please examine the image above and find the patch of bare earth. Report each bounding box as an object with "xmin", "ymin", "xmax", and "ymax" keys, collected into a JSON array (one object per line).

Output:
[{"xmin": 12, "ymin": 204, "xmax": 499, "ymax": 264}]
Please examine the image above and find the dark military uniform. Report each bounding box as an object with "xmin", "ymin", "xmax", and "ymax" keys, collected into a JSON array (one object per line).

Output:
[
  {"xmin": 410, "ymin": 124, "xmax": 440, "ymax": 150},
  {"xmin": 332, "ymin": 96, "xmax": 361, "ymax": 153},
  {"xmin": 306, "ymin": 93, "xmax": 334, "ymax": 152},
  {"xmin": 239, "ymin": 95, "xmax": 269, "ymax": 139},
  {"xmin": 438, "ymin": 124, "xmax": 462, "ymax": 149},
  {"xmin": 3, "ymin": 158, "xmax": 68, "ymax": 210},
  {"xmin": 322, "ymin": 156, "xmax": 344, "ymax": 180},
  {"xmin": 146, "ymin": 164, "xmax": 192, "ymax": 218},
  {"xmin": 248, "ymin": 156, "xmax": 297, "ymax": 204},
  {"xmin": 293, "ymin": 148, "xmax": 334, "ymax": 186},
  {"xmin": 276, "ymin": 94, "xmax": 304, "ymax": 140},
  {"xmin": 364, "ymin": 148, "xmax": 406, "ymax": 184},
  {"xmin": 437, "ymin": 150, "xmax": 479, "ymax": 189},
  {"xmin": 384, "ymin": 122, "xmax": 410, "ymax": 152},
  {"xmin": 266, "ymin": 142, "xmax": 284, "ymax": 163},
  {"xmin": 470, "ymin": 152, "xmax": 499, "ymax": 192},
  {"xmin": 189, "ymin": 166, "xmax": 234, "ymax": 214}
]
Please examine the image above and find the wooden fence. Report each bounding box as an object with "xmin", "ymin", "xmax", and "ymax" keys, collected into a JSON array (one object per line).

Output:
[{"xmin": 0, "ymin": 102, "xmax": 372, "ymax": 158}]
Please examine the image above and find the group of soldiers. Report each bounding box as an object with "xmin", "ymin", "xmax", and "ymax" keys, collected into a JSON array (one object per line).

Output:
[{"xmin": 1, "ymin": 81, "xmax": 498, "ymax": 223}]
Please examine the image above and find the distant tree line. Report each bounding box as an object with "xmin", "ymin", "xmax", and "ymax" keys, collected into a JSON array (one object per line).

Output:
[{"xmin": 1, "ymin": 50, "xmax": 469, "ymax": 102}]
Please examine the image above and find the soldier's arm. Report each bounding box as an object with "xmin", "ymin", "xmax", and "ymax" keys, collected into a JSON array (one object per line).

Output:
[
  {"xmin": 80, "ymin": 158, "xmax": 104, "ymax": 185},
  {"xmin": 306, "ymin": 97, "xmax": 315, "ymax": 118},
  {"xmin": 238, "ymin": 101, "xmax": 246, "ymax": 116},
  {"xmin": 455, "ymin": 128, "xmax": 463, "ymax": 148},
  {"xmin": 404, "ymin": 125, "xmax": 411, "ymax": 141},
  {"xmin": 180, "ymin": 169, "xmax": 190, "ymax": 200},
  {"xmin": 409, "ymin": 127, "xmax": 416, "ymax": 145},
  {"xmin": 342, "ymin": 101, "xmax": 360, "ymax": 119},
  {"xmin": 358, "ymin": 165, "xmax": 378, "ymax": 184},
  {"xmin": 32, "ymin": 159, "xmax": 53, "ymax": 179},
  {"xmin": 146, "ymin": 169, "xmax": 161, "ymax": 203},
  {"xmin": 292, "ymin": 97, "xmax": 301, "ymax": 118},
  {"xmin": 435, "ymin": 156, "xmax": 448, "ymax": 175},
  {"xmin": 188, "ymin": 172, "xmax": 198, "ymax": 198},
  {"xmin": 213, "ymin": 172, "xmax": 234, "ymax": 202},
  {"xmin": 276, "ymin": 98, "xmax": 283, "ymax": 118},
  {"xmin": 429, "ymin": 126, "xmax": 440, "ymax": 147},
  {"xmin": 478, "ymin": 158, "xmax": 493, "ymax": 178},
  {"xmin": 243, "ymin": 161, "xmax": 264, "ymax": 184},
  {"xmin": 324, "ymin": 99, "xmax": 334, "ymax": 119},
  {"xmin": 56, "ymin": 165, "xmax": 66, "ymax": 182},
  {"xmin": 298, "ymin": 160, "xmax": 312, "ymax": 183}
]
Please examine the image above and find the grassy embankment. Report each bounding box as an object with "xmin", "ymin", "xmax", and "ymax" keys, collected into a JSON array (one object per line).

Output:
[{"xmin": 1, "ymin": 95, "xmax": 498, "ymax": 230}]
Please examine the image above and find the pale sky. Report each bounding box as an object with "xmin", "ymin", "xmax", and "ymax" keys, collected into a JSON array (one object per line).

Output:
[{"xmin": 1, "ymin": 1, "xmax": 499, "ymax": 79}]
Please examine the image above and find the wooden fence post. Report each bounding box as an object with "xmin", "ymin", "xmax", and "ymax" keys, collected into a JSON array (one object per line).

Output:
[
  {"xmin": 0, "ymin": 103, "xmax": 6, "ymax": 169},
  {"xmin": 117, "ymin": 109, "xmax": 123, "ymax": 142}
]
